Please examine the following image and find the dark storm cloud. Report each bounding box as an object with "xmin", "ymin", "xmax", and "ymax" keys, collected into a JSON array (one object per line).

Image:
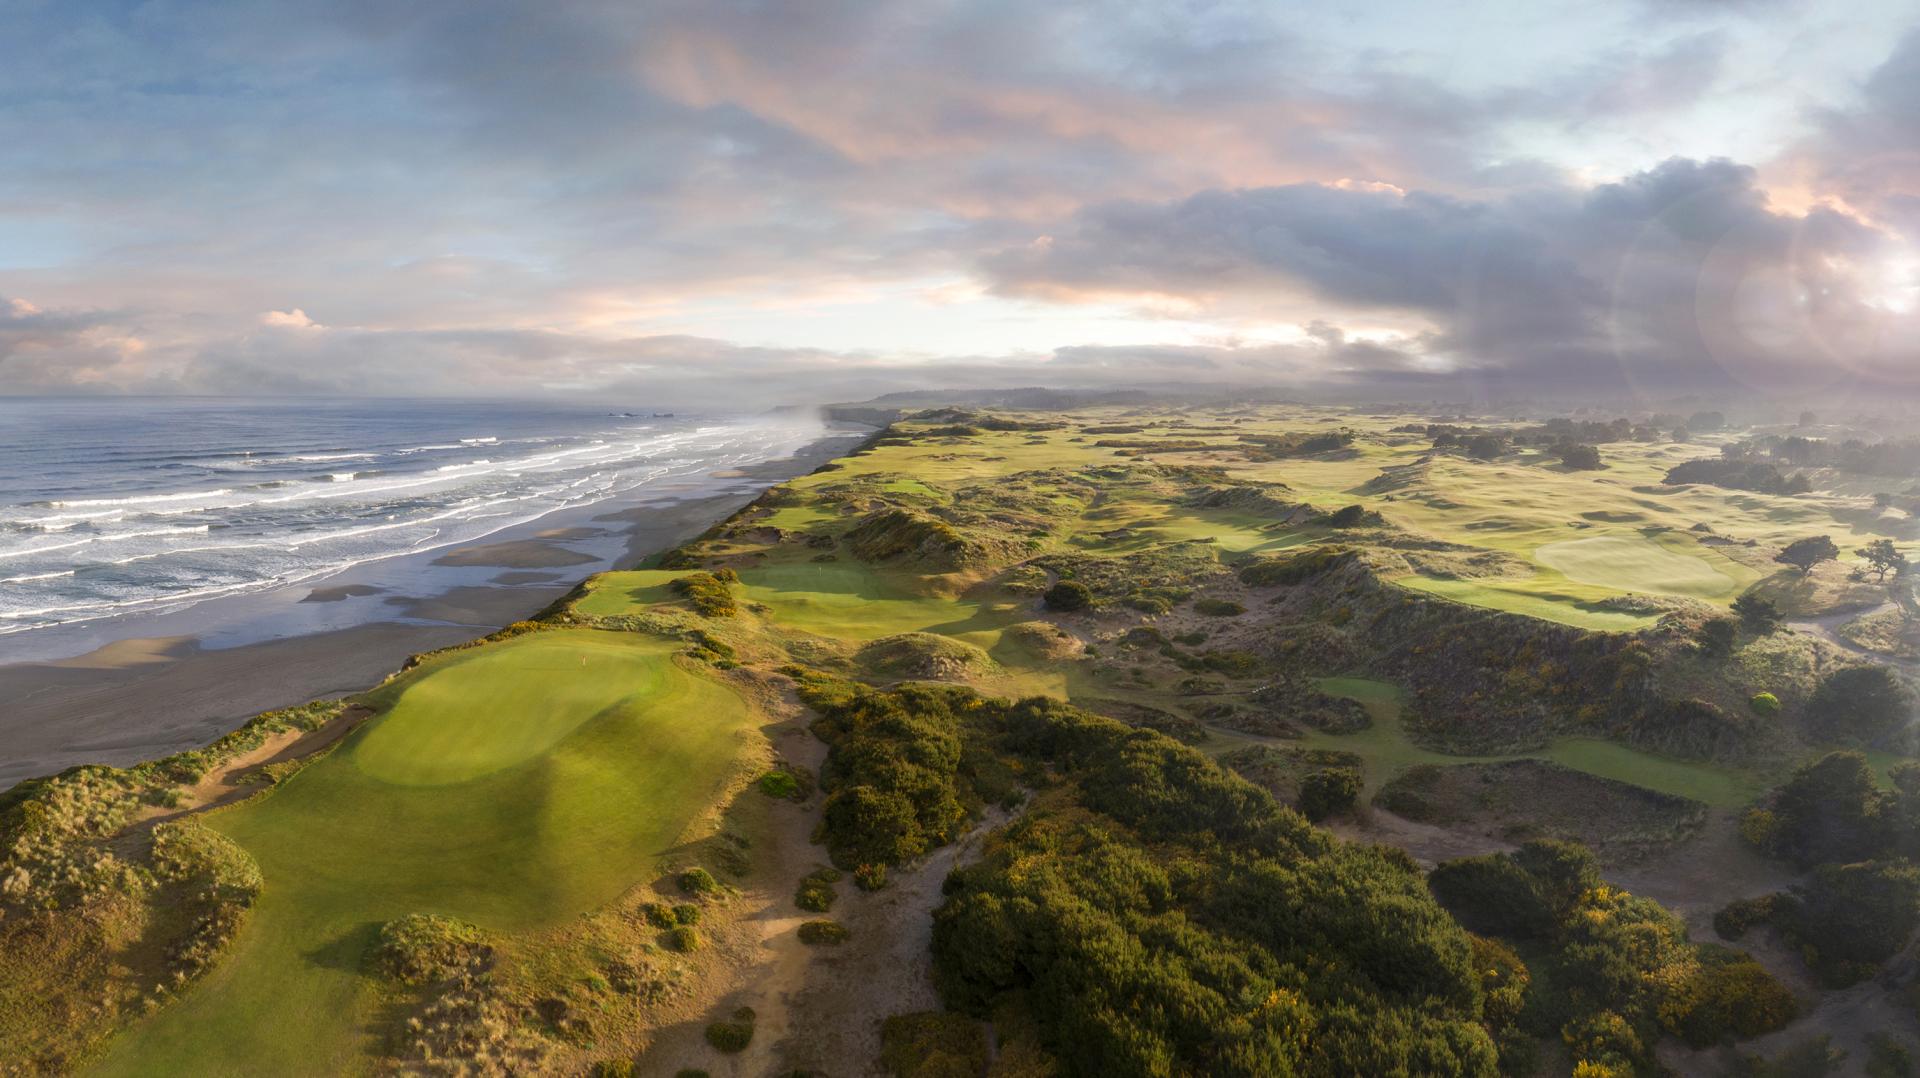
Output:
[{"xmin": 985, "ymin": 157, "xmax": 1911, "ymax": 397}]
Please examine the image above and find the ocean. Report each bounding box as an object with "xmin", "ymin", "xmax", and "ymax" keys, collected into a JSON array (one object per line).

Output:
[{"xmin": 0, "ymin": 397, "xmax": 844, "ymax": 658}]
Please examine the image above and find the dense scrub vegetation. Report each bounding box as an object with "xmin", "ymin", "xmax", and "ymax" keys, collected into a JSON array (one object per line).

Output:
[
  {"xmin": 794, "ymin": 675, "xmax": 1511, "ymax": 1075},
  {"xmin": 1428, "ymin": 840, "xmax": 1795, "ymax": 1074},
  {"xmin": 1664, "ymin": 457, "xmax": 1813, "ymax": 495},
  {"xmin": 1729, "ymin": 750, "xmax": 1920, "ymax": 986}
]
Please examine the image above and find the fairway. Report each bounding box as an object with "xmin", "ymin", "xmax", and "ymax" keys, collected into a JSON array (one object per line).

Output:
[
  {"xmin": 1535, "ymin": 533, "xmax": 1739, "ymax": 601},
  {"xmin": 94, "ymin": 629, "xmax": 752, "ymax": 1076}
]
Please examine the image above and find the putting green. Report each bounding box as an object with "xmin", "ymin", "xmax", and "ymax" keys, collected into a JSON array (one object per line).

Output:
[
  {"xmin": 1534, "ymin": 533, "xmax": 1739, "ymax": 600},
  {"xmin": 94, "ymin": 629, "xmax": 751, "ymax": 1076},
  {"xmin": 354, "ymin": 632, "xmax": 683, "ymax": 785},
  {"xmin": 735, "ymin": 562, "xmax": 1018, "ymax": 643}
]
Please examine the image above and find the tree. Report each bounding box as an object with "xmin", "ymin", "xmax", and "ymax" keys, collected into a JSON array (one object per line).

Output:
[
  {"xmin": 1773, "ymin": 860, "xmax": 1920, "ymax": 987},
  {"xmin": 1808, "ymin": 666, "xmax": 1914, "ymax": 747},
  {"xmin": 1764, "ymin": 751, "xmax": 1890, "ymax": 868},
  {"xmin": 1466, "ymin": 433, "xmax": 1507, "ymax": 460},
  {"xmin": 1697, "ymin": 618, "xmax": 1738, "ymax": 659},
  {"xmin": 1731, "ymin": 594, "xmax": 1783, "ymax": 635},
  {"xmin": 1776, "ymin": 535, "xmax": 1839, "ymax": 576},
  {"xmin": 1858, "ymin": 539, "xmax": 1908, "ymax": 582},
  {"xmin": 1041, "ymin": 579, "xmax": 1092, "ymax": 611},
  {"xmin": 1556, "ymin": 443, "xmax": 1604, "ymax": 470}
]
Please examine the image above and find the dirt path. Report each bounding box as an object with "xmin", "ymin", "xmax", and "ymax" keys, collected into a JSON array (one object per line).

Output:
[
  {"xmin": 639, "ymin": 709, "xmax": 1017, "ymax": 1078},
  {"xmin": 109, "ymin": 707, "xmax": 372, "ymax": 856},
  {"xmin": 1788, "ymin": 602, "xmax": 1890, "ymax": 662}
]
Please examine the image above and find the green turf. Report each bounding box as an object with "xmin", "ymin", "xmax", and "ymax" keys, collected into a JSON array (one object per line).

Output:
[
  {"xmin": 570, "ymin": 569, "xmax": 684, "ymax": 617},
  {"xmin": 93, "ymin": 629, "xmax": 751, "ymax": 1076},
  {"xmin": 735, "ymin": 562, "xmax": 1022, "ymax": 644},
  {"xmin": 1396, "ymin": 575, "xmax": 1659, "ymax": 632},
  {"xmin": 1534, "ymin": 533, "xmax": 1741, "ymax": 601}
]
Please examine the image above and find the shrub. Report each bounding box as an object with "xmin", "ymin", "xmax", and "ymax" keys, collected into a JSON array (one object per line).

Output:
[
  {"xmin": 1427, "ymin": 854, "xmax": 1555, "ymax": 940},
  {"xmin": 591, "ymin": 1060, "xmax": 634, "ymax": 1078},
  {"xmin": 798, "ymin": 920, "xmax": 849, "ymax": 945},
  {"xmin": 666, "ymin": 925, "xmax": 701, "ymax": 952},
  {"xmin": 1672, "ymin": 946, "xmax": 1798, "ymax": 1045},
  {"xmin": 1697, "ymin": 618, "xmax": 1738, "ymax": 658},
  {"xmin": 1297, "ymin": 767, "xmax": 1361, "ymax": 821},
  {"xmin": 1193, "ymin": 597, "xmax": 1245, "ymax": 617},
  {"xmin": 1714, "ymin": 895, "xmax": 1776, "ymax": 941},
  {"xmin": 642, "ymin": 903, "xmax": 677, "ymax": 928},
  {"xmin": 795, "ymin": 868, "xmax": 840, "ymax": 912},
  {"xmin": 671, "ymin": 903, "xmax": 701, "ymax": 925},
  {"xmin": 1327, "ymin": 503, "xmax": 1371, "ymax": 526},
  {"xmin": 1042, "ymin": 580, "xmax": 1093, "ymax": 611},
  {"xmin": 671, "ymin": 571, "xmax": 738, "ymax": 617},
  {"xmin": 1749, "ymin": 692, "xmax": 1781, "ymax": 716},
  {"xmin": 854, "ymin": 863, "xmax": 888, "ymax": 891},
  {"xmin": 1733, "ymin": 594, "xmax": 1783, "ymax": 634},
  {"xmin": 759, "ymin": 769, "xmax": 802, "ymax": 799},
  {"xmin": 705, "ymin": 1008, "xmax": 756, "ymax": 1053},
  {"xmin": 679, "ymin": 868, "xmax": 721, "ymax": 896},
  {"xmin": 1773, "ymin": 859, "xmax": 1920, "ymax": 986},
  {"xmin": 879, "ymin": 1012, "xmax": 988, "ymax": 1078}
]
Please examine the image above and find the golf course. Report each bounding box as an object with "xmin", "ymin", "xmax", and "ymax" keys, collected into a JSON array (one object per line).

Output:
[{"xmin": 11, "ymin": 401, "xmax": 1913, "ymax": 1075}]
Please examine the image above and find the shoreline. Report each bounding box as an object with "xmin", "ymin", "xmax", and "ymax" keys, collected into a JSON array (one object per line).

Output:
[{"xmin": 0, "ymin": 430, "xmax": 865, "ymax": 789}]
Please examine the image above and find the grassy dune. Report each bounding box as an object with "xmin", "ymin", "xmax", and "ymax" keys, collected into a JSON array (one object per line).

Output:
[
  {"xmin": 94, "ymin": 630, "xmax": 751, "ymax": 1076},
  {"xmin": 1294, "ymin": 678, "xmax": 1762, "ymax": 807}
]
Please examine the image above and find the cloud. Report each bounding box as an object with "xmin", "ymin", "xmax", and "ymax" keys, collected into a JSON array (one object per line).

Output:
[
  {"xmin": 259, "ymin": 308, "xmax": 320, "ymax": 329},
  {"xmin": 1, "ymin": 2, "xmax": 1917, "ymax": 405},
  {"xmin": 984, "ymin": 157, "xmax": 1915, "ymax": 397},
  {"xmin": 0, "ymin": 295, "xmax": 153, "ymax": 391}
]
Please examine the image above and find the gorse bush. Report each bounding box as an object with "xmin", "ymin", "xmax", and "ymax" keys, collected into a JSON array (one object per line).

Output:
[
  {"xmin": 1042, "ymin": 579, "xmax": 1092, "ymax": 611},
  {"xmin": 797, "ymin": 920, "xmax": 848, "ymax": 945},
  {"xmin": 1296, "ymin": 766, "xmax": 1361, "ymax": 821},
  {"xmin": 670, "ymin": 571, "xmax": 738, "ymax": 617},
  {"xmin": 679, "ymin": 868, "xmax": 721, "ymax": 896},
  {"xmin": 705, "ymin": 1007, "xmax": 755, "ymax": 1053},
  {"xmin": 794, "ymin": 681, "xmax": 1502, "ymax": 1075},
  {"xmin": 794, "ymin": 867, "xmax": 840, "ymax": 912},
  {"xmin": 1426, "ymin": 840, "xmax": 1793, "ymax": 1073}
]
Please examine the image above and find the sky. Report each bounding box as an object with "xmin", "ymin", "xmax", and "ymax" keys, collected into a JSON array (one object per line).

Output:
[{"xmin": 2, "ymin": 0, "xmax": 1919, "ymax": 408}]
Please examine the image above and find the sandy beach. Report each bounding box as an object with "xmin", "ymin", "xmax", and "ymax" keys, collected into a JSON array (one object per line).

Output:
[{"xmin": 0, "ymin": 432, "xmax": 861, "ymax": 790}]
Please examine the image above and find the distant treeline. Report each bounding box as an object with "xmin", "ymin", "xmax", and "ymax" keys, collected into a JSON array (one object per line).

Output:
[
  {"xmin": 1663, "ymin": 458, "xmax": 1813, "ymax": 496},
  {"xmin": 1721, "ymin": 434, "xmax": 1920, "ymax": 480}
]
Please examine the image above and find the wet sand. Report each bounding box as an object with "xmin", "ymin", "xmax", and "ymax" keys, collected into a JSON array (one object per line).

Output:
[{"xmin": 0, "ymin": 431, "xmax": 863, "ymax": 791}]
